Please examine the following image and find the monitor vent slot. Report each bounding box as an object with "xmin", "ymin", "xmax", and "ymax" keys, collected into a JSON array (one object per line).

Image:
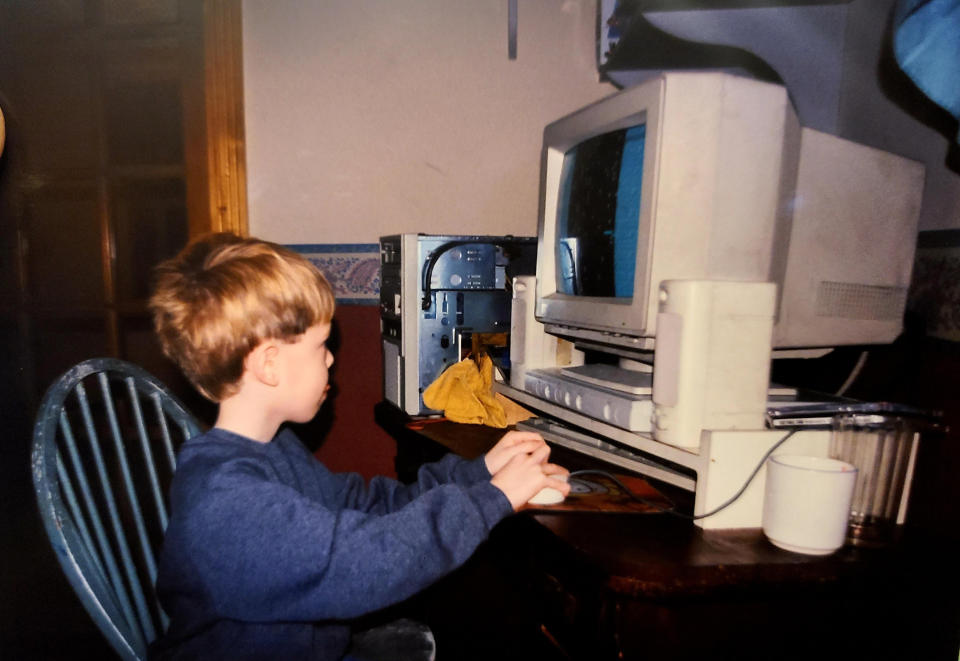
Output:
[{"xmin": 815, "ymin": 281, "xmax": 906, "ymax": 320}]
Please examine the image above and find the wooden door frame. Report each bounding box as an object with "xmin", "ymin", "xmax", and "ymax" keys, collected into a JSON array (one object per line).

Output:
[{"xmin": 186, "ymin": 0, "xmax": 248, "ymax": 239}]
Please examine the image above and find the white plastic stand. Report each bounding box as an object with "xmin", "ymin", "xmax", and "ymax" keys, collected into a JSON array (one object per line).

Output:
[{"xmin": 501, "ymin": 279, "xmax": 837, "ymax": 529}]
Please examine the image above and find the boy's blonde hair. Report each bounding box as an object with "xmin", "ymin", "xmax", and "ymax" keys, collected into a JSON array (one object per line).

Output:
[{"xmin": 150, "ymin": 233, "xmax": 336, "ymax": 401}]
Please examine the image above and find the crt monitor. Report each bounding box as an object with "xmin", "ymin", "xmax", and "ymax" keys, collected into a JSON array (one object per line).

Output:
[{"xmin": 534, "ymin": 72, "xmax": 924, "ymax": 358}]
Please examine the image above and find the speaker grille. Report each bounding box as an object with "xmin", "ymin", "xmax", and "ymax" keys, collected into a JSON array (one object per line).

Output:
[{"xmin": 815, "ymin": 281, "xmax": 906, "ymax": 320}]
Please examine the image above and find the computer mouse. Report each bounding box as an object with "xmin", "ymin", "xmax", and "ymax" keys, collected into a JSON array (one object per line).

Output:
[
  {"xmin": 527, "ymin": 473, "xmax": 569, "ymax": 506},
  {"xmin": 527, "ymin": 486, "xmax": 565, "ymax": 505}
]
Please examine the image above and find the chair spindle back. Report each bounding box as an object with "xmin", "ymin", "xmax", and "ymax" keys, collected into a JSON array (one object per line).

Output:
[{"xmin": 32, "ymin": 358, "xmax": 202, "ymax": 661}]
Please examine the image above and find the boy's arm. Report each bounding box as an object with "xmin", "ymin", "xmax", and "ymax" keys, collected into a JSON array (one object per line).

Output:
[
  {"xmin": 168, "ymin": 457, "xmax": 512, "ymax": 623},
  {"xmin": 323, "ymin": 452, "xmax": 491, "ymax": 514},
  {"xmin": 315, "ymin": 430, "xmax": 552, "ymax": 513}
]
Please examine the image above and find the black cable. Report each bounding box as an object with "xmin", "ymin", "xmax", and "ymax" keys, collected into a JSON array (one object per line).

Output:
[
  {"xmin": 419, "ymin": 237, "xmax": 532, "ymax": 311},
  {"xmin": 569, "ymin": 429, "xmax": 797, "ymax": 520}
]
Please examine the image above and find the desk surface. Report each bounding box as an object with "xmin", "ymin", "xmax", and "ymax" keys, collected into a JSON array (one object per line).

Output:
[
  {"xmin": 376, "ymin": 402, "xmax": 960, "ymax": 659},
  {"xmin": 375, "ymin": 402, "xmax": 925, "ymax": 599}
]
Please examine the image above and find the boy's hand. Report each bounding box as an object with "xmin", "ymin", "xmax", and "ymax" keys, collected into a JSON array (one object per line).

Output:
[
  {"xmin": 540, "ymin": 461, "xmax": 570, "ymax": 481},
  {"xmin": 490, "ymin": 445, "xmax": 571, "ymax": 511},
  {"xmin": 484, "ymin": 430, "xmax": 550, "ymax": 476}
]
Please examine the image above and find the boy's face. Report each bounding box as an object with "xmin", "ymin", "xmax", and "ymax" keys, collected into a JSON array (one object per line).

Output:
[{"xmin": 276, "ymin": 321, "xmax": 335, "ymax": 423}]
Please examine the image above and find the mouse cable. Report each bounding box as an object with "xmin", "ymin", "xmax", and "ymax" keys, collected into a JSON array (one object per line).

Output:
[{"xmin": 568, "ymin": 429, "xmax": 797, "ymax": 521}]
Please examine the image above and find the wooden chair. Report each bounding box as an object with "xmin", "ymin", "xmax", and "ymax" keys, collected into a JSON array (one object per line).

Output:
[{"xmin": 31, "ymin": 358, "xmax": 202, "ymax": 660}]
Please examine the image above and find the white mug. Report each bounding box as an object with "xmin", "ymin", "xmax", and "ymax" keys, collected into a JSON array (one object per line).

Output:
[{"xmin": 762, "ymin": 454, "xmax": 857, "ymax": 555}]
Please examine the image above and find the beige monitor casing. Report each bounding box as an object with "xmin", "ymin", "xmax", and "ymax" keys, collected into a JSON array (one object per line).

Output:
[{"xmin": 535, "ymin": 72, "xmax": 924, "ymax": 353}]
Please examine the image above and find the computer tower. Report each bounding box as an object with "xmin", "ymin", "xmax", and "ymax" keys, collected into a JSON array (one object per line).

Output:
[{"xmin": 379, "ymin": 233, "xmax": 535, "ymax": 416}]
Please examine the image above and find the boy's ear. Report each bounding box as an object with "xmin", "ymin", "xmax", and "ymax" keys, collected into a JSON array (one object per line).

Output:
[{"xmin": 246, "ymin": 340, "xmax": 281, "ymax": 387}]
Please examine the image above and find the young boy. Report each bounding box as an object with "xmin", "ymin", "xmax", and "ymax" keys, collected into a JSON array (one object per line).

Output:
[{"xmin": 148, "ymin": 233, "xmax": 569, "ymax": 660}]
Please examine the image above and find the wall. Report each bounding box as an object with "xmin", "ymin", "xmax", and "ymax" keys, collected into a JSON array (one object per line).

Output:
[
  {"xmin": 243, "ymin": 0, "xmax": 960, "ymax": 238},
  {"xmin": 242, "ymin": 0, "xmax": 615, "ymax": 244}
]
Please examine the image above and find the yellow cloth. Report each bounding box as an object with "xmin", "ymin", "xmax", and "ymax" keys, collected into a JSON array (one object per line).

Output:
[
  {"xmin": 423, "ymin": 355, "xmax": 507, "ymax": 428},
  {"xmin": 495, "ymin": 392, "xmax": 536, "ymax": 427}
]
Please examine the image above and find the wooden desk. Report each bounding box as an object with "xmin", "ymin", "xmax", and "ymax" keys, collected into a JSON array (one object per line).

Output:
[{"xmin": 375, "ymin": 402, "xmax": 960, "ymax": 660}]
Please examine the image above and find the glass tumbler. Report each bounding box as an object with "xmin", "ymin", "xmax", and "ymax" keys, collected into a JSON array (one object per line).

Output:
[{"xmin": 829, "ymin": 414, "xmax": 918, "ymax": 547}]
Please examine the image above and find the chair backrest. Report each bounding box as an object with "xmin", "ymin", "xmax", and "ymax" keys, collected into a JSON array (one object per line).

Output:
[{"xmin": 31, "ymin": 358, "xmax": 202, "ymax": 661}]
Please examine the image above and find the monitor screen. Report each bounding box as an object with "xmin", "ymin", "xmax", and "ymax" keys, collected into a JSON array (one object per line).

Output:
[{"xmin": 556, "ymin": 124, "xmax": 645, "ymax": 299}]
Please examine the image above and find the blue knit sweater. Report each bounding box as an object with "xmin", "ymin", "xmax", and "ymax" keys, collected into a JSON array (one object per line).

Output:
[{"xmin": 150, "ymin": 427, "xmax": 512, "ymax": 660}]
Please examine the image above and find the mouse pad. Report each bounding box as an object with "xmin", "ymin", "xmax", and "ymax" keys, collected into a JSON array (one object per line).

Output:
[{"xmin": 521, "ymin": 472, "xmax": 674, "ymax": 514}]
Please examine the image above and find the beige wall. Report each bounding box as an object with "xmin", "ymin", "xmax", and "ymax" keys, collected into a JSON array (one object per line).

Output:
[
  {"xmin": 243, "ymin": 0, "xmax": 960, "ymax": 240},
  {"xmin": 242, "ymin": 0, "xmax": 615, "ymax": 244}
]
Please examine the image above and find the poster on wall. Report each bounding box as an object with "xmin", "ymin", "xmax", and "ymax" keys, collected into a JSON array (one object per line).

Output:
[{"xmin": 288, "ymin": 244, "xmax": 380, "ymax": 305}]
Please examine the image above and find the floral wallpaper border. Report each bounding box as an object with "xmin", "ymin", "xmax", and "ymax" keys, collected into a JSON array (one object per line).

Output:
[
  {"xmin": 906, "ymin": 229, "xmax": 960, "ymax": 341},
  {"xmin": 287, "ymin": 243, "xmax": 379, "ymax": 305}
]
